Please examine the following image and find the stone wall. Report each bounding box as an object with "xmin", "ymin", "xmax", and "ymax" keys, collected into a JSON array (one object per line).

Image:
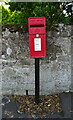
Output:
[{"xmin": 1, "ymin": 24, "xmax": 72, "ymax": 95}]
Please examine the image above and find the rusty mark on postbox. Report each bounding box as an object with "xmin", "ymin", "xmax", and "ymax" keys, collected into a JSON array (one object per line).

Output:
[{"xmin": 28, "ymin": 17, "xmax": 46, "ymax": 58}]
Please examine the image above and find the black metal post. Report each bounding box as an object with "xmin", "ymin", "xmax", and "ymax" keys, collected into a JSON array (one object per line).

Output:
[{"xmin": 35, "ymin": 58, "xmax": 39, "ymax": 104}]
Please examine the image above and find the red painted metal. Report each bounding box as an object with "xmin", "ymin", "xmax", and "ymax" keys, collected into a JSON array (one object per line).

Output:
[{"xmin": 28, "ymin": 17, "xmax": 46, "ymax": 58}]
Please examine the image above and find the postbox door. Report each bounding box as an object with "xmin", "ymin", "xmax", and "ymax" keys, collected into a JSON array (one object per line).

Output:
[{"xmin": 29, "ymin": 34, "xmax": 46, "ymax": 58}]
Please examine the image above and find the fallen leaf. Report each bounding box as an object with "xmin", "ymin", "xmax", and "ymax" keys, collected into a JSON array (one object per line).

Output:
[{"xmin": 47, "ymin": 104, "xmax": 51, "ymax": 107}]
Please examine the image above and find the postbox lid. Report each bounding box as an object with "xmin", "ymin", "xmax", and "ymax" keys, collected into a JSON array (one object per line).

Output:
[{"xmin": 28, "ymin": 17, "xmax": 46, "ymax": 26}]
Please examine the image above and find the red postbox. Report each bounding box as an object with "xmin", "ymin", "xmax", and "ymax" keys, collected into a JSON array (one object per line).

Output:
[{"xmin": 28, "ymin": 17, "xmax": 46, "ymax": 58}]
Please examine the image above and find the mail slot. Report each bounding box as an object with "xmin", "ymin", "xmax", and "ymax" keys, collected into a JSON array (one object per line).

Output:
[{"xmin": 28, "ymin": 17, "xmax": 46, "ymax": 58}]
